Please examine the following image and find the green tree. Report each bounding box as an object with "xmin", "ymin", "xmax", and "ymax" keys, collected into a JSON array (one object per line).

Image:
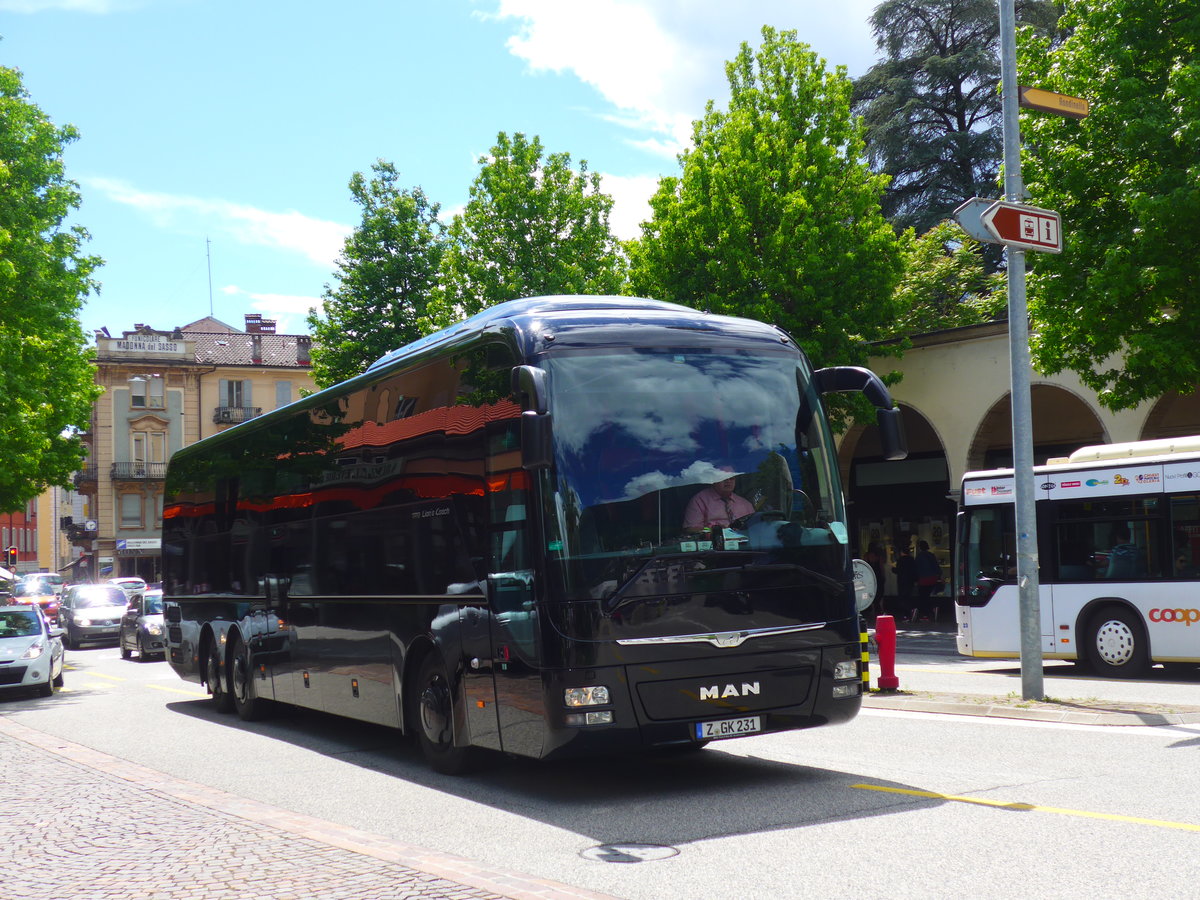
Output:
[
  {"xmin": 889, "ymin": 220, "xmax": 1007, "ymax": 335},
  {"xmin": 306, "ymin": 160, "xmax": 445, "ymax": 388},
  {"xmin": 1021, "ymin": 0, "xmax": 1200, "ymax": 410},
  {"xmin": 428, "ymin": 132, "xmax": 627, "ymax": 328},
  {"xmin": 629, "ymin": 26, "xmax": 905, "ymax": 403},
  {"xmin": 0, "ymin": 64, "xmax": 101, "ymax": 512},
  {"xmin": 853, "ymin": 0, "xmax": 1059, "ymax": 240}
]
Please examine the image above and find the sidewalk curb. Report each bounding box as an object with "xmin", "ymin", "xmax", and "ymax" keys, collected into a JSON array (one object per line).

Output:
[
  {"xmin": 0, "ymin": 716, "xmax": 618, "ymax": 900},
  {"xmin": 862, "ymin": 693, "xmax": 1200, "ymax": 726}
]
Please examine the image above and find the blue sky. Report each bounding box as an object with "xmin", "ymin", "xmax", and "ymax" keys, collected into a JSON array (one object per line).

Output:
[{"xmin": 3, "ymin": 0, "xmax": 881, "ymax": 338}]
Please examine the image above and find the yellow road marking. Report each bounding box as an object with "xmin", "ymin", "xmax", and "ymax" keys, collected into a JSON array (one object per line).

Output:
[
  {"xmin": 852, "ymin": 783, "xmax": 1200, "ymax": 832},
  {"xmin": 146, "ymin": 683, "xmax": 206, "ymax": 698}
]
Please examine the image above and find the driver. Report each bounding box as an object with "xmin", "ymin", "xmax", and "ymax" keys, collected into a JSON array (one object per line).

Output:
[{"xmin": 683, "ymin": 470, "xmax": 755, "ymax": 533}]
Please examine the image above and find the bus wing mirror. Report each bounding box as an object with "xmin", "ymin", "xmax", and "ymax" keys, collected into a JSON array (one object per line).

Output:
[
  {"xmin": 521, "ymin": 411, "xmax": 553, "ymax": 470},
  {"xmin": 813, "ymin": 365, "xmax": 908, "ymax": 461},
  {"xmin": 512, "ymin": 365, "xmax": 548, "ymax": 415}
]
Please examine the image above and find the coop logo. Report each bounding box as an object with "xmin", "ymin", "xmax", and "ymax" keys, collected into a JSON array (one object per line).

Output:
[
  {"xmin": 1149, "ymin": 608, "xmax": 1200, "ymax": 626},
  {"xmin": 699, "ymin": 681, "xmax": 761, "ymax": 700}
]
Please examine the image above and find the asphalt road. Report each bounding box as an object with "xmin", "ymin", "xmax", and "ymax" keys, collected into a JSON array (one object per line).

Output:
[{"xmin": 4, "ymin": 636, "xmax": 1200, "ymax": 899}]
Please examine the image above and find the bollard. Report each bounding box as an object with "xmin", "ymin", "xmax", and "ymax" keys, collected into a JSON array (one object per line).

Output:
[{"xmin": 875, "ymin": 614, "xmax": 899, "ymax": 690}]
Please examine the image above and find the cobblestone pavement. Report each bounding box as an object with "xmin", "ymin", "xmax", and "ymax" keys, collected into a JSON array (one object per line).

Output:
[{"xmin": 0, "ymin": 717, "xmax": 616, "ymax": 900}]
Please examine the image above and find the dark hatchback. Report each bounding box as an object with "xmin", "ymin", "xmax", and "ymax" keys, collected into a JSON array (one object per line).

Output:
[{"xmin": 58, "ymin": 584, "xmax": 129, "ymax": 648}]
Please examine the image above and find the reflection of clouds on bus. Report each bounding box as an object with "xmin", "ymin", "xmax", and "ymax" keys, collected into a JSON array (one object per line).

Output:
[
  {"xmin": 615, "ymin": 459, "xmax": 738, "ymax": 503},
  {"xmin": 552, "ymin": 353, "xmax": 801, "ymax": 478}
]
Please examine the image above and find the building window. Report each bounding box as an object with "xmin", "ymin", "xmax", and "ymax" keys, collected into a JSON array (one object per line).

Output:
[
  {"xmin": 120, "ymin": 494, "xmax": 143, "ymax": 528},
  {"xmin": 275, "ymin": 381, "xmax": 292, "ymax": 409},
  {"xmin": 129, "ymin": 376, "xmax": 147, "ymax": 408},
  {"xmin": 148, "ymin": 375, "xmax": 165, "ymax": 408}
]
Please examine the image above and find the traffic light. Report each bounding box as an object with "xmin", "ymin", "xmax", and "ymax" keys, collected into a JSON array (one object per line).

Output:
[{"xmin": 5, "ymin": 546, "xmax": 15, "ymax": 569}]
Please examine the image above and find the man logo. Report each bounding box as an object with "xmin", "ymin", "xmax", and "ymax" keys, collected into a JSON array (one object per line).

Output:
[{"xmin": 699, "ymin": 682, "xmax": 761, "ymax": 700}]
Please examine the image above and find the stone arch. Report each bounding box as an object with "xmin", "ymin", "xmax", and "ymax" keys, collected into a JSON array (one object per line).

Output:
[
  {"xmin": 840, "ymin": 404, "xmax": 953, "ymax": 606},
  {"xmin": 966, "ymin": 383, "xmax": 1108, "ymax": 473},
  {"xmin": 1139, "ymin": 389, "xmax": 1200, "ymax": 440}
]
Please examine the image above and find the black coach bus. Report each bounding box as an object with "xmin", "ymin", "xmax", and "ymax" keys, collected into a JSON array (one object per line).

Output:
[{"xmin": 162, "ymin": 296, "xmax": 905, "ymax": 772}]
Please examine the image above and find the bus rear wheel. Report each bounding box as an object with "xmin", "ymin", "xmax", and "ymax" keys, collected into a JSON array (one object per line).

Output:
[
  {"xmin": 230, "ymin": 633, "xmax": 271, "ymax": 722},
  {"xmin": 1085, "ymin": 606, "xmax": 1149, "ymax": 678},
  {"xmin": 409, "ymin": 651, "xmax": 473, "ymax": 775},
  {"xmin": 206, "ymin": 639, "xmax": 234, "ymax": 713}
]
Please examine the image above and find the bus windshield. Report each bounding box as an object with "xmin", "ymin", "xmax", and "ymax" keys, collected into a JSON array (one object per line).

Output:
[{"xmin": 542, "ymin": 348, "xmax": 847, "ymax": 602}]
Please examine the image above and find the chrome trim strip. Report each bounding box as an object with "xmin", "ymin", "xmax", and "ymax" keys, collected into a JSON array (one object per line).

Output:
[{"xmin": 615, "ymin": 622, "xmax": 825, "ymax": 648}]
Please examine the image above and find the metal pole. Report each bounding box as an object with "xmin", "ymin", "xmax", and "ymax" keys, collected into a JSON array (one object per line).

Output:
[{"xmin": 999, "ymin": 0, "xmax": 1044, "ymax": 700}]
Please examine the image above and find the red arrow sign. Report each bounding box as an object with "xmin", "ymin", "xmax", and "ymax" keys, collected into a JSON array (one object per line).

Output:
[{"xmin": 982, "ymin": 201, "xmax": 1062, "ymax": 253}]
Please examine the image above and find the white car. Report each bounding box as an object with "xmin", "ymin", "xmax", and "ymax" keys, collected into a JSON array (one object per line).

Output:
[
  {"xmin": 0, "ymin": 605, "xmax": 64, "ymax": 697},
  {"xmin": 107, "ymin": 577, "xmax": 148, "ymax": 598}
]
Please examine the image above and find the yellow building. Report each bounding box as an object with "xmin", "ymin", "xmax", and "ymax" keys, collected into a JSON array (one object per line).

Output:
[{"xmin": 67, "ymin": 314, "xmax": 316, "ymax": 583}]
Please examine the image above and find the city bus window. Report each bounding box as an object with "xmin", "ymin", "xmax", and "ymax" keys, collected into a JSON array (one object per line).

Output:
[{"xmin": 1169, "ymin": 495, "xmax": 1200, "ymax": 578}]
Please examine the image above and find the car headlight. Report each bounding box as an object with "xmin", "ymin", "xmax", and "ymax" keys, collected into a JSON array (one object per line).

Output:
[
  {"xmin": 77, "ymin": 617, "xmax": 92, "ymax": 627},
  {"xmin": 564, "ymin": 685, "xmax": 610, "ymax": 707},
  {"xmin": 146, "ymin": 623, "xmax": 164, "ymax": 636},
  {"xmin": 20, "ymin": 640, "xmax": 46, "ymax": 660}
]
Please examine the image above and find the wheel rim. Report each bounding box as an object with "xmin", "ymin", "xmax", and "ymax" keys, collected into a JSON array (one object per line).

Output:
[
  {"xmin": 1095, "ymin": 618, "xmax": 1136, "ymax": 666},
  {"xmin": 231, "ymin": 648, "xmax": 250, "ymax": 705},
  {"xmin": 207, "ymin": 649, "xmax": 224, "ymax": 697},
  {"xmin": 419, "ymin": 674, "xmax": 452, "ymax": 747}
]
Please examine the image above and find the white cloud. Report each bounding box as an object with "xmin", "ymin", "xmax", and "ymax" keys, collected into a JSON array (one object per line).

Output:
[
  {"xmin": 220, "ymin": 285, "xmax": 322, "ymax": 335},
  {"xmin": 598, "ymin": 171, "xmax": 659, "ymax": 241},
  {"xmin": 485, "ymin": 0, "xmax": 881, "ymax": 160},
  {"xmin": 83, "ymin": 177, "xmax": 351, "ymax": 268}
]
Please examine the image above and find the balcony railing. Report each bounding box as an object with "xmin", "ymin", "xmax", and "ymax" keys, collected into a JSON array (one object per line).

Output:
[
  {"xmin": 73, "ymin": 465, "xmax": 98, "ymax": 490},
  {"xmin": 111, "ymin": 461, "xmax": 167, "ymax": 480},
  {"xmin": 214, "ymin": 406, "xmax": 262, "ymax": 424}
]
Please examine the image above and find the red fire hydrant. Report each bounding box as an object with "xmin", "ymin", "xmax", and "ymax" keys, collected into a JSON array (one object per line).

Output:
[{"xmin": 875, "ymin": 614, "xmax": 899, "ymax": 690}]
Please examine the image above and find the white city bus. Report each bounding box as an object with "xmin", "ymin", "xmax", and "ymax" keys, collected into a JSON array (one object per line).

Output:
[{"xmin": 956, "ymin": 436, "xmax": 1200, "ymax": 677}]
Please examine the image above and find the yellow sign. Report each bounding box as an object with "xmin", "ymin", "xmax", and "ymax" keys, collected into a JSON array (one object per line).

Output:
[{"xmin": 1019, "ymin": 86, "xmax": 1089, "ymax": 119}]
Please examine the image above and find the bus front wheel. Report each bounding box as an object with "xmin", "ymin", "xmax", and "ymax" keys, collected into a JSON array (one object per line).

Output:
[
  {"xmin": 409, "ymin": 652, "xmax": 473, "ymax": 775},
  {"xmin": 1085, "ymin": 606, "xmax": 1149, "ymax": 678}
]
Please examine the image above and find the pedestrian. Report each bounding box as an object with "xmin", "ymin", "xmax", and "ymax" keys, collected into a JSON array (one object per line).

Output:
[
  {"xmin": 913, "ymin": 540, "xmax": 942, "ymax": 622},
  {"xmin": 892, "ymin": 545, "xmax": 916, "ymax": 618}
]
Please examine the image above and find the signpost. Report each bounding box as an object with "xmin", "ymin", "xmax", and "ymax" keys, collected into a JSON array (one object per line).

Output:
[
  {"xmin": 1018, "ymin": 85, "xmax": 1089, "ymax": 119},
  {"xmin": 981, "ymin": 201, "xmax": 1062, "ymax": 253}
]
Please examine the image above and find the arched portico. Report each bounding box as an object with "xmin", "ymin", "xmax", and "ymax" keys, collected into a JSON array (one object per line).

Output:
[{"xmin": 966, "ymin": 383, "xmax": 1109, "ymax": 474}]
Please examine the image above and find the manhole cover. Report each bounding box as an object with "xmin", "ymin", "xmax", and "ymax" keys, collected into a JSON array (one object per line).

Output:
[{"xmin": 580, "ymin": 843, "xmax": 679, "ymax": 863}]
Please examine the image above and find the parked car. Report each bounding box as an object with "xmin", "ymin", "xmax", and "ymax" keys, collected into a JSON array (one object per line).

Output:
[
  {"xmin": 118, "ymin": 587, "xmax": 165, "ymax": 661},
  {"xmin": 0, "ymin": 604, "xmax": 64, "ymax": 697},
  {"xmin": 12, "ymin": 580, "xmax": 61, "ymax": 622},
  {"xmin": 58, "ymin": 584, "xmax": 129, "ymax": 649},
  {"xmin": 107, "ymin": 576, "xmax": 147, "ymax": 599}
]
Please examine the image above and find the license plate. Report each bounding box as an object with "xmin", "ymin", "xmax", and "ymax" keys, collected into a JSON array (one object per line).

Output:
[{"xmin": 695, "ymin": 716, "xmax": 761, "ymax": 740}]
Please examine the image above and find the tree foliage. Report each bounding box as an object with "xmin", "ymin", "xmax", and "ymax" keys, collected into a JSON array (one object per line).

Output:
[
  {"xmin": 0, "ymin": 64, "xmax": 101, "ymax": 512},
  {"xmin": 853, "ymin": 0, "xmax": 1059, "ymax": 239},
  {"xmin": 1022, "ymin": 0, "xmax": 1200, "ymax": 410},
  {"xmin": 628, "ymin": 26, "xmax": 905, "ymax": 409},
  {"xmin": 306, "ymin": 160, "xmax": 445, "ymax": 388},
  {"xmin": 888, "ymin": 220, "xmax": 1007, "ymax": 336},
  {"xmin": 428, "ymin": 132, "xmax": 627, "ymax": 328}
]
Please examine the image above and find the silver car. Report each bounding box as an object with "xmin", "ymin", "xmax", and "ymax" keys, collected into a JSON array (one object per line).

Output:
[
  {"xmin": 0, "ymin": 605, "xmax": 64, "ymax": 697},
  {"xmin": 118, "ymin": 587, "xmax": 165, "ymax": 661},
  {"xmin": 58, "ymin": 584, "xmax": 129, "ymax": 648}
]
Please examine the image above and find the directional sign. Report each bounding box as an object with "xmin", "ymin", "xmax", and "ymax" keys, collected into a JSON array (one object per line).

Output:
[
  {"xmin": 1019, "ymin": 86, "xmax": 1089, "ymax": 119},
  {"xmin": 981, "ymin": 201, "xmax": 1062, "ymax": 253},
  {"xmin": 953, "ymin": 198, "xmax": 1005, "ymax": 244}
]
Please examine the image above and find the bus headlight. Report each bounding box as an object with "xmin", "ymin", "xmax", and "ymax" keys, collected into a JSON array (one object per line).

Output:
[
  {"xmin": 564, "ymin": 685, "xmax": 610, "ymax": 707},
  {"xmin": 565, "ymin": 710, "xmax": 614, "ymax": 726},
  {"xmin": 833, "ymin": 660, "xmax": 858, "ymax": 681}
]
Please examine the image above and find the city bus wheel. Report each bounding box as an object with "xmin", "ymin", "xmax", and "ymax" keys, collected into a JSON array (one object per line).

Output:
[
  {"xmin": 409, "ymin": 652, "xmax": 473, "ymax": 775},
  {"xmin": 206, "ymin": 640, "xmax": 234, "ymax": 713},
  {"xmin": 1085, "ymin": 606, "xmax": 1149, "ymax": 678},
  {"xmin": 230, "ymin": 633, "xmax": 271, "ymax": 722}
]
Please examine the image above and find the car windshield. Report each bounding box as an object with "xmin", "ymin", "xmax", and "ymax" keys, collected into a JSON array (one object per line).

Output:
[
  {"xmin": 143, "ymin": 593, "xmax": 163, "ymax": 614},
  {"xmin": 25, "ymin": 575, "xmax": 64, "ymax": 587},
  {"xmin": 76, "ymin": 588, "xmax": 127, "ymax": 608},
  {"xmin": 0, "ymin": 611, "xmax": 40, "ymax": 637}
]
